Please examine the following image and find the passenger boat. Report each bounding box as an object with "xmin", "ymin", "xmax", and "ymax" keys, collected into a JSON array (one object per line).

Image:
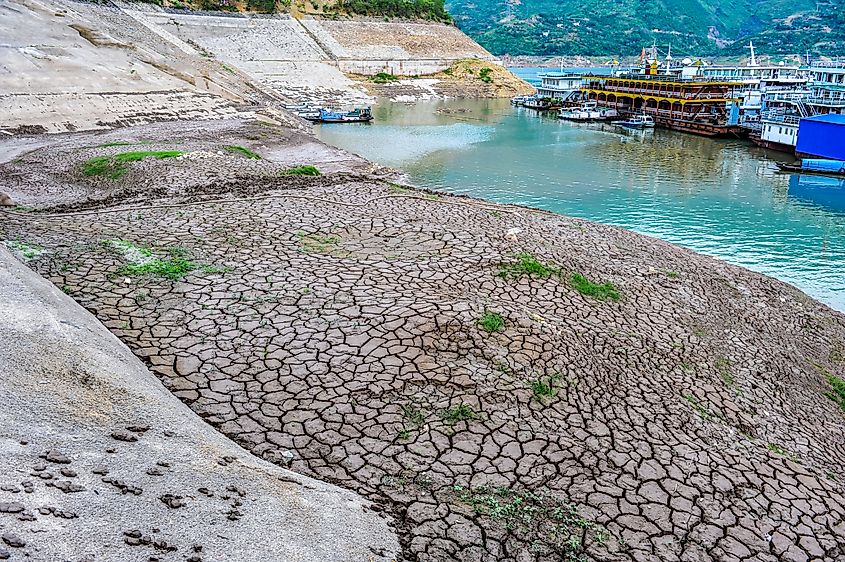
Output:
[
  {"xmin": 612, "ymin": 114, "xmax": 656, "ymax": 129},
  {"xmin": 511, "ymin": 95, "xmax": 534, "ymax": 106},
  {"xmin": 523, "ymin": 97, "xmax": 562, "ymax": 110},
  {"xmin": 304, "ymin": 107, "xmax": 373, "ymax": 123},
  {"xmin": 559, "ymin": 101, "xmax": 618, "ymax": 122},
  {"xmin": 776, "ymin": 159, "xmax": 845, "ymax": 177}
]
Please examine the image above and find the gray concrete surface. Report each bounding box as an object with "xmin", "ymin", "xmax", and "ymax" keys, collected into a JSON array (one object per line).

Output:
[{"xmin": 0, "ymin": 246, "xmax": 401, "ymax": 562}]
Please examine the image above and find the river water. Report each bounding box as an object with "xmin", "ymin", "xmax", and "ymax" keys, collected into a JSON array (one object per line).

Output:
[{"xmin": 315, "ymin": 97, "xmax": 845, "ymax": 312}]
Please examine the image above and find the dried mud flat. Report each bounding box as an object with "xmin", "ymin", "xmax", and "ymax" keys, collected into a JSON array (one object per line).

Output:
[{"xmin": 2, "ymin": 119, "xmax": 845, "ymax": 562}]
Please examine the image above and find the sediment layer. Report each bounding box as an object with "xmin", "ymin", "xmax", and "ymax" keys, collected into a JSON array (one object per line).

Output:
[{"xmin": 2, "ymin": 119, "xmax": 844, "ymax": 561}]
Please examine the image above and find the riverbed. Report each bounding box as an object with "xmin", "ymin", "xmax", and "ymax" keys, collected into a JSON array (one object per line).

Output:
[{"xmin": 315, "ymin": 98, "xmax": 845, "ymax": 312}]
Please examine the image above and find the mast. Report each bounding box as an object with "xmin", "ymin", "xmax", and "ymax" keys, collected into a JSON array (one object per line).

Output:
[{"xmin": 746, "ymin": 41, "xmax": 757, "ymax": 67}]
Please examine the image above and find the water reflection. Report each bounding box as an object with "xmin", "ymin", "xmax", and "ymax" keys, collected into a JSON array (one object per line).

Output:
[{"xmin": 315, "ymin": 99, "xmax": 845, "ymax": 311}]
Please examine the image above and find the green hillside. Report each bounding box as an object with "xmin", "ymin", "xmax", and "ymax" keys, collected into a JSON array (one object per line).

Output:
[{"xmin": 446, "ymin": 0, "xmax": 845, "ymax": 57}]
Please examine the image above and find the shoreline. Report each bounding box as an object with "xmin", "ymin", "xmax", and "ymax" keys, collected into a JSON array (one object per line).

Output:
[{"xmin": 2, "ymin": 117, "xmax": 845, "ymax": 561}]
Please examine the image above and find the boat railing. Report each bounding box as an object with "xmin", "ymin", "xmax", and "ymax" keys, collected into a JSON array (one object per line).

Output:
[{"xmin": 760, "ymin": 109, "xmax": 801, "ymax": 125}]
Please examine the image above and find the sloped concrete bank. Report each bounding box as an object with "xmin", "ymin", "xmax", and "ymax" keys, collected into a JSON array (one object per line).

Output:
[{"xmin": 0, "ymin": 245, "xmax": 401, "ymax": 561}]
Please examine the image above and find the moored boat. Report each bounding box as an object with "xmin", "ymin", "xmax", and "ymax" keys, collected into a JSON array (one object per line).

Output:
[
  {"xmin": 612, "ymin": 114, "xmax": 656, "ymax": 129},
  {"xmin": 559, "ymin": 101, "xmax": 618, "ymax": 122},
  {"xmin": 304, "ymin": 107, "xmax": 373, "ymax": 123},
  {"xmin": 776, "ymin": 159, "xmax": 845, "ymax": 177}
]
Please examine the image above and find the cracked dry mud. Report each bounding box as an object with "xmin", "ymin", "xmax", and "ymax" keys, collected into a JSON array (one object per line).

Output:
[{"xmin": 2, "ymin": 120, "xmax": 845, "ymax": 562}]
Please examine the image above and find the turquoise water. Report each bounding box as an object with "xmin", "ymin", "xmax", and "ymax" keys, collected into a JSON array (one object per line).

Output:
[{"xmin": 315, "ymin": 99, "xmax": 845, "ymax": 312}]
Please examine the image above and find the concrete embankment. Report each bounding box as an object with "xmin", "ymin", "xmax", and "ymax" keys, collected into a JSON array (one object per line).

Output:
[
  {"xmin": 0, "ymin": 243, "xmax": 401, "ymax": 561},
  {"xmin": 0, "ymin": 0, "xmax": 532, "ymax": 135}
]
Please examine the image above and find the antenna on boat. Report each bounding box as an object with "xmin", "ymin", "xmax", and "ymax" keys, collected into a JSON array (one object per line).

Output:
[{"xmin": 746, "ymin": 41, "xmax": 757, "ymax": 66}]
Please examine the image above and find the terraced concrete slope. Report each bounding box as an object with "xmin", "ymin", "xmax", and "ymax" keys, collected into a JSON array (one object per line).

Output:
[
  {"xmin": 0, "ymin": 243, "xmax": 400, "ymax": 560},
  {"xmin": 0, "ymin": 0, "xmax": 275, "ymax": 134},
  {"xmin": 2, "ymin": 119, "xmax": 844, "ymax": 561}
]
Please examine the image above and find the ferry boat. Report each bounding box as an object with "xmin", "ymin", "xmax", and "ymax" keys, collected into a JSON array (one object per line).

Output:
[
  {"xmin": 304, "ymin": 107, "xmax": 373, "ymax": 123},
  {"xmin": 511, "ymin": 95, "xmax": 535, "ymax": 106},
  {"xmin": 537, "ymin": 73, "xmax": 585, "ymax": 104},
  {"xmin": 523, "ymin": 97, "xmax": 562, "ymax": 110},
  {"xmin": 582, "ymin": 44, "xmax": 746, "ymax": 136},
  {"xmin": 612, "ymin": 113, "xmax": 655, "ymax": 129}
]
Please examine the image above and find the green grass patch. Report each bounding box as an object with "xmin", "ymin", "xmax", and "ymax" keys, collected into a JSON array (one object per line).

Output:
[
  {"xmin": 824, "ymin": 371, "xmax": 845, "ymax": 412},
  {"xmin": 98, "ymin": 141, "xmax": 136, "ymax": 148},
  {"xmin": 296, "ymin": 231, "xmax": 341, "ymax": 254},
  {"xmin": 682, "ymin": 393, "xmax": 715, "ymax": 421},
  {"xmin": 282, "ymin": 165, "xmax": 321, "ymax": 176},
  {"xmin": 371, "ymin": 72, "xmax": 399, "ymax": 84},
  {"xmin": 767, "ymin": 442, "xmax": 800, "ymax": 463},
  {"xmin": 401, "ymin": 404, "xmax": 425, "ymax": 427},
  {"xmin": 451, "ymin": 485, "xmax": 615, "ymax": 552},
  {"xmin": 715, "ymin": 357, "xmax": 735, "ymax": 388},
  {"xmin": 4, "ymin": 240, "xmax": 43, "ymax": 260},
  {"xmin": 82, "ymin": 150, "xmax": 183, "ymax": 180},
  {"xmin": 442, "ymin": 403, "xmax": 478, "ymax": 425},
  {"xmin": 479, "ymin": 67, "xmax": 493, "ymax": 83},
  {"xmin": 224, "ymin": 145, "xmax": 261, "ymax": 159},
  {"xmin": 531, "ymin": 373, "xmax": 562, "ymax": 401},
  {"xmin": 120, "ymin": 251, "xmax": 197, "ymax": 281},
  {"xmin": 497, "ymin": 253, "xmax": 560, "ymax": 279},
  {"xmin": 570, "ymin": 272, "xmax": 620, "ymax": 301},
  {"xmin": 478, "ymin": 310, "xmax": 504, "ymax": 333}
]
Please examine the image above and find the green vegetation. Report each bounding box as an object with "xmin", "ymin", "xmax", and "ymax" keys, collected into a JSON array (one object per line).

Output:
[
  {"xmin": 531, "ymin": 374, "xmax": 562, "ymax": 401},
  {"xmin": 224, "ymin": 145, "xmax": 261, "ymax": 159},
  {"xmin": 682, "ymin": 393, "xmax": 715, "ymax": 421},
  {"xmin": 120, "ymin": 247, "xmax": 198, "ymax": 281},
  {"xmin": 81, "ymin": 150, "xmax": 184, "ymax": 180},
  {"xmin": 402, "ymin": 404, "xmax": 426, "ymax": 427},
  {"xmin": 4, "ymin": 240, "xmax": 44, "ymax": 260},
  {"xmin": 442, "ymin": 403, "xmax": 478, "ymax": 425},
  {"xmin": 715, "ymin": 357, "xmax": 735, "ymax": 388},
  {"xmin": 448, "ymin": 0, "xmax": 837, "ymax": 57},
  {"xmin": 497, "ymin": 253, "xmax": 560, "ymax": 279},
  {"xmin": 478, "ymin": 67, "xmax": 493, "ymax": 83},
  {"xmin": 570, "ymin": 273, "xmax": 620, "ymax": 301},
  {"xmin": 296, "ymin": 231, "xmax": 341, "ymax": 254},
  {"xmin": 282, "ymin": 165, "xmax": 321, "ymax": 176},
  {"xmin": 823, "ymin": 371, "xmax": 845, "ymax": 413},
  {"xmin": 478, "ymin": 310, "xmax": 504, "ymax": 333},
  {"xmin": 767, "ymin": 442, "xmax": 800, "ymax": 463},
  {"xmin": 451, "ymin": 485, "xmax": 616, "ymax": 556},
  {"xmin": 371, "ymin": 72, "xmax": 399, "ymax": 84},
  {"xmin": 344, "ymin": 0, "xmax": 450, "ymax": 22}
]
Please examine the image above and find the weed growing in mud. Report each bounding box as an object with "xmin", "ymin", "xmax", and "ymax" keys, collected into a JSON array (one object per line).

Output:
[
  {"xmin": 401, "ymin": 404, "xmax": 425, "ymax": 427},
  {"xmin": 497, "ymin": 253, "xmax": 561, "ymax": 279},
  {"xmin": 387, "ymin": 182, "xmax": 411, "ymax": 194},
  {"xmin": 811, "ymin": 362, "xmax": 845, "ymax": 412},
  {"xmin": 531, "ymin": 374, "xmax": 562, "ymax": 401},
  {"xmin": 478, "ymin": 310, "xmax": 505, "ymax": 332},
  {"xmin": 824, "ymin": 371, "xmax": 845, "ymax": 412},
  {"xmin": 282, "ymin": 165, "xmax": 321, "ymax": 176},
  {"xmin": 682, "ymin": 393, "xmax": 715, "ymax": 421},
  {"xmin": 296, "ymin": 231, "xmax": 341, "ymax": 254},
  {"xmin": 224, "ymin": 145, "xmax": 261, "ymax": 159},
  {"xmin": 82, "ymin": 150, "xmax": 183, "ymax": 179},
  {"xmin": 442, "ymin": 403, "xmax": 478, "ymax": 425},
  {"xmin": 479, "ymin": 67, "xmax": 493, "ymax": 83},
  {"xmin": 451, "ymin": 485, "xmax": 616, "ymax": 557},
  {"xmin": 715, "ymin": 357, "xmax": 736, "ymax": 388},
  {"xmin": 121, "ymin": 253, "xmax": 197, "ymax": 281},
  {"xmin": 4, "ymin": 240, "xmax": 43, "ymax": 260},
  {"xmin": 371, "ymin": 72, "xmax": 399, "ymax": 84},
  {"xmin": 767, "ymin": 442, "xmax": 800, "ymax": 463},
  {"xmin": 570, "ymin": 273, "xmax": 620, "ymax": 301}
]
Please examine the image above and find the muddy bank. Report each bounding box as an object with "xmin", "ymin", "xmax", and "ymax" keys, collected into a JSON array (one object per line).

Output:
[
  {"xmin": 2, "ymin": 119, "xmax": 845, "ymax": 561},
  {"xmin": 0, "ymin": 240, "xmax": 400, "ymax": 561}
]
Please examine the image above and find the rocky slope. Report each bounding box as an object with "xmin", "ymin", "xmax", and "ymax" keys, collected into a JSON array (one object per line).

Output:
[{"xmin": 2, "ymin": 119, "xmax": 844, "ymax": 561}]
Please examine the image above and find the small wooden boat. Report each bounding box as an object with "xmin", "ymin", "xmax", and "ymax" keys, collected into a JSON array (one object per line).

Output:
[
  {"xmin": 776, "ymin": 159, "xmax": 845, "ymax": 177},
  {"xmin": 305, "ymin": 107, "xmax": 373, "ymax": 123},
  {"xmin": 511, "ymin": 95, "xmax": 534, "ymax": 106},
  {"xmin": 612, "ymin": 114, "xmax": 655, "ymax": 129}
]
